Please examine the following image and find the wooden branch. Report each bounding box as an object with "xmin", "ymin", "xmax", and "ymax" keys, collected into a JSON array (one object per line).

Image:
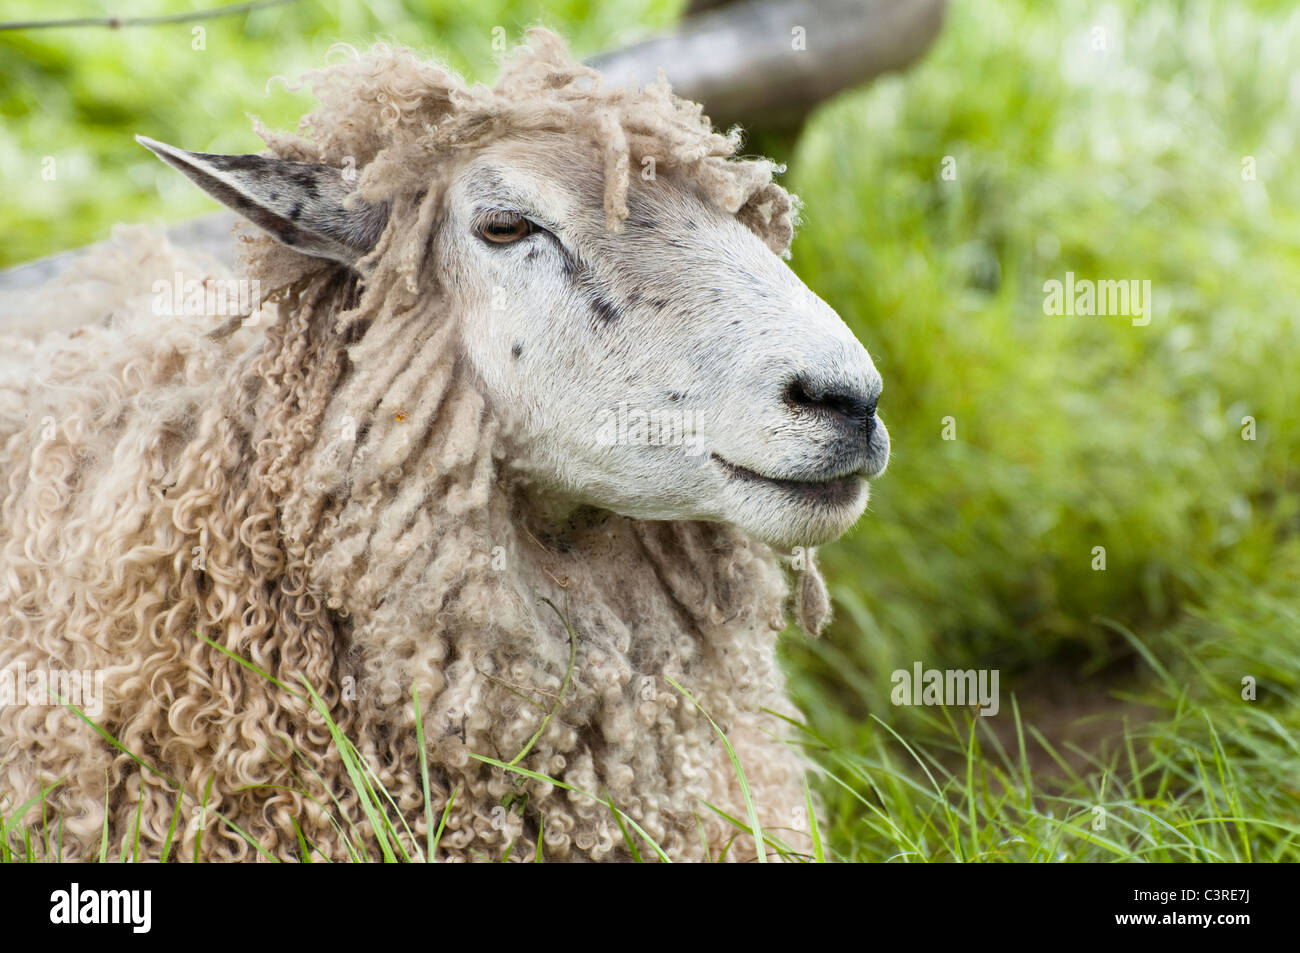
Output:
[
  {"xmin": 589, "ymin": 0, "xmax": 948, "ymax": 134},
  {"xmin": 0, "ymin": 0, "xmax": 298, "ymax": 32}
]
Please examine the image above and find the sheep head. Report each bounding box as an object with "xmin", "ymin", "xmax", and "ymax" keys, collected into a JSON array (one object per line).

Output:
[
  {"xmin": 136, "ymin": 33, "xmax": 888, "ymax": 551},
  {"xmin": 443, "ymin": 134, "xmax": 890, "ymax": 548}
]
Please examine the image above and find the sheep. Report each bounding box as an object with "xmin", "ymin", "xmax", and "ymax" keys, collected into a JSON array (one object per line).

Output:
[{"xmin": 0, "ymin": 29, "xmax": 889, "ymax": 862}]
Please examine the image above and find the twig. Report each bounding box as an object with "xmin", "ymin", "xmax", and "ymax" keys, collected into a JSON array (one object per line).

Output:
[{"xmin": 0, "ymin": 0, "xmax": 298, "ymax": 32}]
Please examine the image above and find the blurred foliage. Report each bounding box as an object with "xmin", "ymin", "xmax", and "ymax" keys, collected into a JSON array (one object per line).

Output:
[
  {"xmin": 785, "ymin": 0, "xmax": 1298, "ymax": 721},
  {"xmin": 2, "ymin": 0, "xmax": 1298, "ymax": 858},
  {"xmin": 780, "ymin": 0, "xmax": 1299, "ymax": 856}
]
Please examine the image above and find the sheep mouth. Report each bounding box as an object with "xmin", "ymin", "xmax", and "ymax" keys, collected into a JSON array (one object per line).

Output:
[{"xmin": 715, "ymin": 457, "xmax": 867, "ymax": 507}]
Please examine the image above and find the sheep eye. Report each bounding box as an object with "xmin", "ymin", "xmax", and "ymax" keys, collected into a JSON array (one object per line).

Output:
[{"xmin": 476, "ymin": 211, "xmax": 536, "ymax": 245}]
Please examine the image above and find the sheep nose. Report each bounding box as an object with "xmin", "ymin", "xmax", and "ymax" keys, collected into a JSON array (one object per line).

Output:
[{"xmin": 784, "ymin": 373, "xmax": 878, "ymax": 438}]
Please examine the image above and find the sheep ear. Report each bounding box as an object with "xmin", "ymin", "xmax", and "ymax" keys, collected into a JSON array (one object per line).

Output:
[{"xmin": 135, "ymin": 135, "xmax": 389, "ymax": 266}]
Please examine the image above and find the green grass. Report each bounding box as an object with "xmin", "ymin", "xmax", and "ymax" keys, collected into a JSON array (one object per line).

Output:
[
  {"xmin": 4, "ymin": 667, "xmax": 1286, "ymax": 861},
  {"xmin": 2, "ymin": 0, "xmax": 1298, "ymax": 861}
]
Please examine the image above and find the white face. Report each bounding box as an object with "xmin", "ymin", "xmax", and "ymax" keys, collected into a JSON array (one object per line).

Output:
[{"xmin": 441, "ymin": 134, "xmax": 889, "ymax": 548}]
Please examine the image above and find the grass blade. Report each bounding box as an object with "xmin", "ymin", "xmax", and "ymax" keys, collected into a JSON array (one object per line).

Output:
[{"xmin": 665, "ymin": 675, "xmax": 766, "ymax": 862}]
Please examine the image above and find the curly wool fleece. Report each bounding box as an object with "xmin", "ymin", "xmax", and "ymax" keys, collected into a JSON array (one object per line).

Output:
[{"xmin": 0, "ymin": 30, "xmax": 831, "ymax": 862}]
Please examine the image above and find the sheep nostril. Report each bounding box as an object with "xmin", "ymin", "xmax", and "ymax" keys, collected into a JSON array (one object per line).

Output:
[
  {"xmin": 785, "ymin": 378, "xmax": 814, "ymax": 409},
  {"xmin": 784, "ymin": 374, "xmax": 878, "ymax": 434}
]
